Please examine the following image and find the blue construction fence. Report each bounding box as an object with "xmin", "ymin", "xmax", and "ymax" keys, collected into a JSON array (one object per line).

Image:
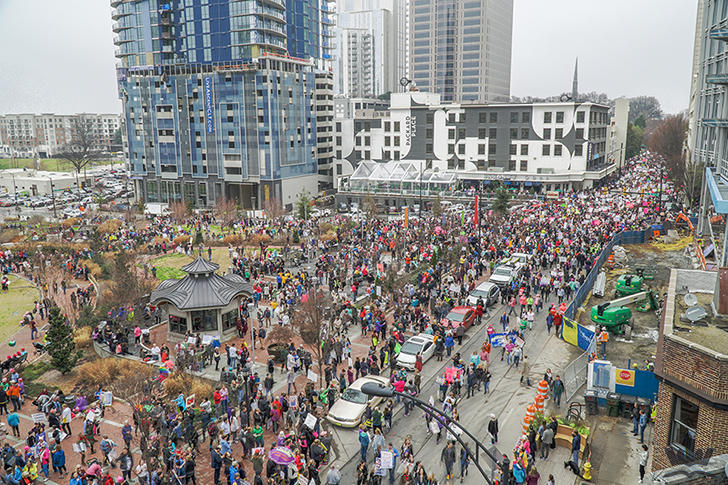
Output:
[{"xmin": 563, "ymin": 229, "xmax": 648, "ymax": 320}]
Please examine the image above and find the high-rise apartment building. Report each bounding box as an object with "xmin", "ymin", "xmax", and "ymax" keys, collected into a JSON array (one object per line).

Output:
[
  {"xmin": 410, "ymin": 0, "xmax": 513, "ymax": 103},
  {"xmin": 0, "ymin": 113, "xmax": 120, "ymax": 159},
  {"xmin": 333, "ymin": 0, "xmax": 407, "ymax": 97},
  {"xmin": 112, "ymin": 0, "xmax": 335, "ymax": 209}
]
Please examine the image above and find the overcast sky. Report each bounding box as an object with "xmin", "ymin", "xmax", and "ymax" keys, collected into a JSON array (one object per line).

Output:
[{"xmin": 0, "ymin": 0, "xmax": 698, "ymax": 115}]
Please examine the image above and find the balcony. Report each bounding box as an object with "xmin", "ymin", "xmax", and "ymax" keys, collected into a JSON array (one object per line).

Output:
[
  {"xmin": 702, "ymin": 119, "xmax": 728, "ymax": 128},
  {"xmin": 707, "ymin": 74, "xmax": 728, "ymax": 84},
  {"xmin": 710, "ymin": 29, "xmax": 728, "ymax": 41},
  {"xmin": 161, "ymin": 31, "xmax": 174, "ymax": 40}
]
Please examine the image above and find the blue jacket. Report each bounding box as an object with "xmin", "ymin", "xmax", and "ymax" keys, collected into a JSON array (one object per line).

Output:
[
  {"xmin": 52, "ymin": 449, "xmax": 65, "ymax": 467},
  {"xmin": 7, "ymin": 414, "xmax": 19, "ymax": 427}
]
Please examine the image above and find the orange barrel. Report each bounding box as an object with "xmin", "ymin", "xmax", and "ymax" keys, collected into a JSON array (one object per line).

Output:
[
  {"xmin": 534, "ymin": 394, "xmax": 545, "ymax": 413},
  {"xmin": 522, "ymin": 415, "xmax": 533, "ymax": 434},
  {"xmin": 526, "ymin": 404, "xmax": 536, "ymax": 419},
  {"xmin": 538, "ymin": 380, "xmax": 549, "ymax": 397}
]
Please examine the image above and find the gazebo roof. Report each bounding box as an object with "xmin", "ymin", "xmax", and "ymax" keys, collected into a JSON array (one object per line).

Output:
[{"xmin": 150, "ymin": 257, "xmax": 252, "ymax": 310}]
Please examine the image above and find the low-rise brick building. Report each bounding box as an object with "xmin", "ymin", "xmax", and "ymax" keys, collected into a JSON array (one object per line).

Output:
[{"xmin": 653, "ymin": 269, "xmax": 728, "ymax": 471}]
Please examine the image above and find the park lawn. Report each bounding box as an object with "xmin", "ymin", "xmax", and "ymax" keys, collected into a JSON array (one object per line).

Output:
[
  {"xmin": 0, "ymin": 158, "xmax": 77, "ymax": 172},
  {"xmin": 154, "ymin": 266, "xmax": 186, "ymax": 281},
  {"xmin": 0, "ymin": 277, "xmax": 39, "ymax": 343}
]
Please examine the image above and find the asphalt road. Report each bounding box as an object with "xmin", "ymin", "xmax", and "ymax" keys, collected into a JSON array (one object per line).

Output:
[{"xmin": 327, "ymin": 290, "xmax": 582, "ymax": 484}]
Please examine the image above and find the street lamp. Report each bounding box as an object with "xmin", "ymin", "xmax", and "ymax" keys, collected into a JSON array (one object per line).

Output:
[
  {"xmin": 46, "ymin": 175, "xmax": 57, "ymax": 219},
  {"xmin": 240, "ymin": 362, "xmax": 252, "ymax": 417},
  {"xmin": 361, "ymin": 382, "xmax": 503, "ymax": 484}
]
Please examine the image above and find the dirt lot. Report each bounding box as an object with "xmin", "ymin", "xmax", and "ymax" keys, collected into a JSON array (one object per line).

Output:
[{"xmin": 576, "ymin": 239, "xmax": 693, "ymax": 369}]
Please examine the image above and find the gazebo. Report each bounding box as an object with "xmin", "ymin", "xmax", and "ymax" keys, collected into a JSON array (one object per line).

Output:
[{"xmin": 149, "ymin": 257, "xmax": 253, "ymax": 342}]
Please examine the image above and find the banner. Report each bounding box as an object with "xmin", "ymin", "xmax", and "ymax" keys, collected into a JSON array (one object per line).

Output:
[
  {"xmin": 404, "ymin": 206, "xmax": 408, "ymax": 229},
  {"xmin": 562, "ymin": 316, "xmax": 596, "ymax": 351}
]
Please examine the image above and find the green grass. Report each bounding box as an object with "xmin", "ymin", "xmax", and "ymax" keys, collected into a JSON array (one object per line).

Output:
[
  {"xmin": 0, "ymin": 158, "xmax": 78, "ymax": 172},
  {"xmin": 0, "ymin": 276, "xmax": 39, "ymax": 343},
  {"xmin": 155, "ymin": 266, "xmax": 186, "ymax": 281},
  {"xmin": 22, "ymin": 361, "xmax": 53, "ymax": 381}
]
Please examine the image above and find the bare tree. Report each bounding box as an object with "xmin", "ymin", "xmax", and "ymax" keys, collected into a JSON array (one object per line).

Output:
[
  {"xmin": 294, "ymin": 289, "xmax": 332, "ymax": 388},
  {"xmin": 168, "ymin": 200, "xmax": 189, "ymax": 224},
  {"xmin": 263, "ymin": 198, "xmax": 286, "ymax": 221},
  {"xmin": 649, "ymin": 114, "xmax": 689, "ymax": 198},
  {"xmin": 55, "ymin": 116, "xmax": 102, "ymax": 187},
  {"xmin": 214, "ymin": 196, "xmax": 238, "ymax": 229},
  {"xmin": 108, "ymin": 251, "xmax": 155, "ymax": 327}
]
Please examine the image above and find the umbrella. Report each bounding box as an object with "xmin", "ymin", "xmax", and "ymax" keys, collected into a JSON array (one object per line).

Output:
[{"xmin": 269, "ymin": 446, "xmax": 296, "ymax": 465}]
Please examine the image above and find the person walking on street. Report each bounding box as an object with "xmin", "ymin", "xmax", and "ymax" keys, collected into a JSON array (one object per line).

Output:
[
  {"xmin": 441, "ymin": 442, "xmax": 456, "ymax": 481},
  {"xmin": 358, "ymin": 426, "xmax": 370, "ymax": 463},
  {"xmin": 326, "ymin": 464, "xmax": 342, "ymax": 485},
  {"xmin": 638, "ymin": 444, "xmax": 649, "ymax": 483},
  {"xmin": 488, "ymin": 414, "xmax": 499, "ymax": 444},
  {"xmin": 520, "ymin": 355, "xmax": 531, "ymax": 386},
  {"xmin": 551, "ymin": 376, "xmax": 564, "ymax": 408}
]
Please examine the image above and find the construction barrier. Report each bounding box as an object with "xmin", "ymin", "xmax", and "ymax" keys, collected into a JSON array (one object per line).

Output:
[{"xmin": 534, "ymin": 394, "xmax": 545, "ymax": 413}]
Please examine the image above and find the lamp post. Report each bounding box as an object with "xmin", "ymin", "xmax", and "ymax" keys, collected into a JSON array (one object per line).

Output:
[
  {"xmin": 361, "ymin": 382, "xmax": 503, "ymax": 484},
  {"xmin": 47, "ymin": 175, "xmax": 57, "ymax": 219},
  {"xmin": 240, "ymin": 362, "xmax": 251, "ymax": 417}
]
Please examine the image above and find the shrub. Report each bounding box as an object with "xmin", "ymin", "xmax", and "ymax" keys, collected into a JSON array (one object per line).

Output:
[
  {"xmin": 223, "ymin": 234, "xmax": 244, "ymax": 246},
  {"xmin": 0, "ymin": 229, "xmax": 18, "ymax": 244},
  {"xmin": 153, "ymin": 236, "xmax": 170, "ymax": 245},
  {"xmin": 61, "ymin": 218, "xmax": 79, "ymax": 229},
  {"xmin": 74, "ymin": 327, "xmax": 93, "ymax": 348},
  {"xmin": 194, "ymin": 232, "xmax": 204, "ymax": 245},
  {"xmin": 76, "ymin": 358, "xmax": 154, "ymax": 388},
  {"xmin": 163, "ymin": 372, "xmax": 214, "ymax": 401},
  {"xmin": 173, "ymin": 235, "xmax": 191, "ymax": 246},
  {"xmin": 97, "ymin": 219, "xmax": 122, "ymax": 234}
]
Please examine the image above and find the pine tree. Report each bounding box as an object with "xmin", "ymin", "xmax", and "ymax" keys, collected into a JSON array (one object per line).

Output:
[{"xmin": 46, "ymin": 307, "xmax": 80, "ymax": 374}]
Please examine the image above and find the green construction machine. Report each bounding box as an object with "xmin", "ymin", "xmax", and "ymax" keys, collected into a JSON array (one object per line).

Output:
[
  {"xmin": 615, "ymin": 274, "xmax": 644, "ymax": 298},
  {"xmin": 590, "ymin": 290, "xmax": 660, "ymax": 339}
]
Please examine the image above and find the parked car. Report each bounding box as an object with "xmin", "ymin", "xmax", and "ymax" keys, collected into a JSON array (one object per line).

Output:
[
  {"xmin": 397, "ymin": 334, "xmax": 435, "ymax": 370},
  {"xmin": 337, "ymin": 202, "xmax": 348, "ymax": 213},
  {"xmin": 440, "ymin": 306, "xmax": 476, "ymax": 332},
  {"xmin": 489, "ymin": 265, "xmax": 519, "ymax": 288},
  {"xmin": 326, "ymin": 375, "xmax": 389, "ymax": 427},
  {"xmin": 466, "ymin": 281, "xmax": 501, "ymax": 307}
]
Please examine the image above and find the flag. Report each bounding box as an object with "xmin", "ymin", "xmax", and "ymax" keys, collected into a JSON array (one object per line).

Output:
[
  {"xmin": 561, "ymin": 316, "xmax": 579, "ymax": 347},
  {"xmin": 474, "ymin": 195, "xmax": 479, "ymax": 229}
]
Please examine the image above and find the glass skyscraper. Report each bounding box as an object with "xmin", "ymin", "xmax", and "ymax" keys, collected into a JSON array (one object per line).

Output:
[
  {"xmin": 112, "ymin": 0, "xmax": 335, "ymax": 209},
  {"xmin": 409, "ymin": 0, "xmax": 513, "ymax": 103}
]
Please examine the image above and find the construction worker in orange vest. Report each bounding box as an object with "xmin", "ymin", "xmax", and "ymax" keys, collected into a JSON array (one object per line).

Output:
[{"xmin": 598, "ymin": 327, "xmax": 609, "ymax": 359}]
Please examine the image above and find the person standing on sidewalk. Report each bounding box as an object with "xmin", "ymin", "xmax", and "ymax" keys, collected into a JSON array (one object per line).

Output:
[
  {"xmin": 639, "ymin": 409, "xmax": 647, "ymax": 444},
  {"xmin": 488, "ymin": 414, "xmax": 499, "ymax": 444},
  {"xmin": 520, "ymin": 355, "xmax": 531, "ymax": 386},
  {"xmin": 638, "ymin": 444, "xmax": 649, "ymax": 483},
  {"xmin": 540, "ymin": 425, "xmax": 554, "ymax": 460}
]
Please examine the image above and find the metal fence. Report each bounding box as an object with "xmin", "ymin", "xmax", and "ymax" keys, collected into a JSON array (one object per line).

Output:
[{"xmin": 562, "ymin": 335, "xmax": 596, "ymax": 402}]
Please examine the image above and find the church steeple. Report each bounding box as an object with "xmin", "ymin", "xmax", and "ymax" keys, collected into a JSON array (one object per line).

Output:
[{"xmin": 572, "ymin": 58, "xmax": 579, "ymax": 102}]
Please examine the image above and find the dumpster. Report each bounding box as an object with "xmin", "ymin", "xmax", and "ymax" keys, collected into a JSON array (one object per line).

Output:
[
  {"xmin": 637, "ymin": 397, "xmax": 652, "ymax": 423},
  {"xmin": 621, "ymin": 395, "xmax": 637, "ymax": 419},
  {"xmin": 584, "ymin": 389, "xmax": 599, "ymax": 415},
  {"xmin": 607, "ymin": 392, "xmax": 621, "ymax": 417}
]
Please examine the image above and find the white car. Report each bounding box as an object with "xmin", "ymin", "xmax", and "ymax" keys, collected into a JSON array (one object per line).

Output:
[
  {"xmin": 466, "ymin": 281, "xmax": 501, "ymax": 307},
  {"xmin": 326, "ymin": 375, "xmax": 389, "ymax": 427},
  {"xmin": 396, "ymin": 334, "xmax": 435, "ymax": 370}
]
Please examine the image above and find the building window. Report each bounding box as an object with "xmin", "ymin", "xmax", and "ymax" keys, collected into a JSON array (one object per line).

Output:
[
  {"xmin": 458, "ymin": 145, "xmax": 465, "ymax": 154},
  {"xmin": 543, "ymin": 128, "xmax": 551, "ymax": 140},
  {"xmin": 478, "ymin": 144, "xmax": 485, "ymax": 155},
  {"xmin": 365, "ymin": 136, "xmax": 370, "ymax": 146},
  {"xmin": 384, "ymin": 151, "xmax": 391, "ymax": 159},
  {"xmin": 544, "ymin": 112, "xmax": 552, "ymax": 123},
  {"xmin": 576, "ymin": 128, "xmax": 584, "ymax": 139},
  {"xmin": 478, "ymin": 128, "xmax": 486, "ymax": 139},
  {"xmin": 554, "ymin": 145, "xmax": 563, "ymax": 156},
  {"xmin": 479, "ymin": 113, "xmax": 487, "ymax": 123},
  {"xmin": 510, "ymin": 128, "xmax": 518, "ymax": 140},
  {"xmin": 336, "ymin": 122, "xmax": 341, "ymax": 132},
  {"xmin": 490, "ymin": 112, "xmax": 498, "ymax": 123},
  {"xmin": 336, "ymin": 150, "xmax": 342, "ymax": 158},
  {"xmin": 427, "ymin": 113, "xmax": 434, "ymax": 124},
  {"xmin": 522, "ymin": 112, "xmax": 530, "ymax": 124},
  {"xmin": 488, "ymin": 160, "xmax": 496, "ymax": 168},
  {"xmin": 576, "ymin": 111, "xmax": 585, "ymax": 123},
  {"xmin": 356, "ymin": 136, "xmax": 361, "ymax": 146},
  {"xmin": 365, "ymin": 122, "xmax": 371, "ymax": 131},
  {"xmin": 508, "ymin": 160, "xmax": 516, "ymax": 171},
  {"xmin": 449, "ymin": 129, "xmax": 455, "ymax": 140},
  {"xmin": 520, "ymin": 160, "xmax": 527, "ymax": 171},
  {"xmin": 670, "ymin": 397, "xmax": 698, "ymax": 457},
  {"xmin": 510, "ymin": 112, "xmax": 518, "ymax": 123},
  {"xmin": 555, "ymin": 128, "xmax": 563, "ymax": 139},
  {"xmin": 459, "ymin": 128, "xmax": 466, "ymax": 139},
  {"xmin": 337, "ymin": 164, "xmax": 342, "ymax": 175},
  {"xmin": 426, "ymin": 144, "xmax": 433, "ymax": 154},
  {"xmin": 385, "ymin": 121, "xmax": 391, "ymax": 132},
  {"xmin": 556, "ymin": 111, "xmax": 564, "ymax": 123},
  {"xmin": 448, "ymin": 145, "xmax": 455, "ymax": 154},
  {"xmin": 394, "ymin": 151, "xmax": 400, "ymax": 160},
  {"xmin": 221, "ymin": 309, "xmax": 239, "ymax": 331},
  {"xmin": 489, "ymin": 144, "xmax": 496, "ymax": 155},
  {"xmin": 520, "ymin": 145, "xmax": 529, "ymax": 156},
  {"xmin": 449, "ymin": 113, "xmax": 456, "ymax": 122},
  {"xmin": 489, "ymin": 128, "xmax": 497, "ymax": 139},
  {"xmin": 385, "ymin": 137, "xmax": 390, "ymax": 146},
  {"xmin": 521, "ymin": 129, "xmax": 530, "ymax": 140},
  {"xmin": 169, "ymin": 315, "xmax": 187, "ymax": 334},
  {"xmin": 191, "ymin": 309, "xmax": 217, "ymax": 332},
  {"xmin": 574, "ymin": 145, "xmax": 583, "ymax": 156},
  {"xmin": 394, "ymin": 136, "xmax": 400, "ymax": 146},
  {"xmin": 426, "ymin": 128, "xmax": 434, "ymax": 139},
  {"xmin": 542, "ymin": 144, "xmax": 550, "ymax": 156},
  {"xmin": 509, "ymin": 145, "xmax": 517, "ymax": 155}
]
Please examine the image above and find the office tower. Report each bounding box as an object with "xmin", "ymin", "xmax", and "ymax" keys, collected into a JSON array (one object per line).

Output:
[
  {"xmin": 334, "ymin": 0, "xmax": 407, "ymax": 97},
  {"xmin": 112, "ymin": 0, "xmax": 335, "ymax": 208},
  {"xmin": 409, "ymin": 0, "xmax": 513, "ymax": 103}
]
